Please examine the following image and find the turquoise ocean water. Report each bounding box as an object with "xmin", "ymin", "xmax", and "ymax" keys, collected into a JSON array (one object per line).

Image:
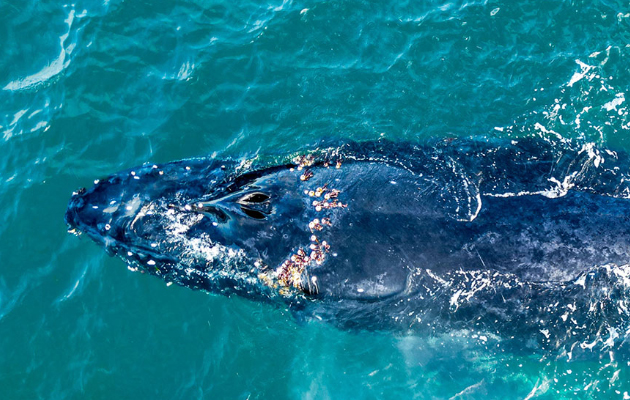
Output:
[{"xmin": 2, "ymin": 0, "xmax": 630, "ymax": 398}]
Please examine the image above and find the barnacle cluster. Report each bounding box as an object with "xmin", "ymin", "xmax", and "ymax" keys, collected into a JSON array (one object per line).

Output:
[
  {"xmin": 305, "ymin": 187, "xmax": 339, "ymax": 199},
  {"xmin": 277, "ymin": 248, "xmax": 311, "ymax": 288},
  {"xmin": 294, "ymin": 154, "xmax": 315, "ymax": 168},
  {"xmin": 305, "ymin": 186, "xmax": 345, "ymax": 211},
  {"xmin": 312, "ymin": 199, "xmax": 346, "ymax": 212},
  {"xmin": 257, "ymin": 154, "xmax": 346, "ymax": 295},
  {"xmin": 308, "ymin": 218, "xmax": 331, "ymax": 231}
]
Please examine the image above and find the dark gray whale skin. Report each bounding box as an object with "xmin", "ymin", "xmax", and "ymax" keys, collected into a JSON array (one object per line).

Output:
[{"xmin": 65, "ymin": 138, "xmax": 630, "ymax": 353}]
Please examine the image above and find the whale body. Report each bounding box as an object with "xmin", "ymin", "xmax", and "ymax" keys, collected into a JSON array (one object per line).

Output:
[{"xmin": 65, "ymin": 138, "xmax": 630, "ymax": 352}]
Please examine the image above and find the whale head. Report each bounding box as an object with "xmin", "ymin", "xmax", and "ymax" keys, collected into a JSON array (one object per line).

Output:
[{"xmin": 65, "ymin": 158, "xmax": 317, "ymax": 299}]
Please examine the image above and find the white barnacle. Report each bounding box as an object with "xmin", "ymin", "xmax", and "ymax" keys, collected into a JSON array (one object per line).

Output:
[
  {"xmin": 94, "ymin": 179, "xmax": 100, "ymax": 184},
  {"xmin": 147, "ymin": 260, "xmax": 156, "ymax": 266},
  {"xmin": 186, "ymin": 166, "xmax": 191, "ymax": 170}
]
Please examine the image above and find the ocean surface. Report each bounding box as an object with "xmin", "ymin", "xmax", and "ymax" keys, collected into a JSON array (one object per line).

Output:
[{"xmin": 1, "ymin": 0, "xmax": 630, "ymax": 398}]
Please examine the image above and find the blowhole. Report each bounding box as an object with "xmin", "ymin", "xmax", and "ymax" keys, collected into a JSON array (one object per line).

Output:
[
  {"xmin": 240, "ymin": 206, "xmax": 267, "ymax": 220},
  {"xmin": 238, "ymin": 192, "xmax": 270, "ymax": 204}
]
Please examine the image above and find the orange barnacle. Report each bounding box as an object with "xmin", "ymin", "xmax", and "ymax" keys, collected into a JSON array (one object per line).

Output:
[{"xmin": 336, "ymin": 160, "xmax": 342, "ymax": 169}]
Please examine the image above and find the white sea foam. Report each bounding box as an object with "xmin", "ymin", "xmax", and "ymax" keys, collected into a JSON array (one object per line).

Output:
[{"xmin": 4, "ymin": 8, "xmax": 76, "ymax": 91}]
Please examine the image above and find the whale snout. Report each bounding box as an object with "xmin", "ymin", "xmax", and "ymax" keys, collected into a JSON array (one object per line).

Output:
[
  {"xmin": 65, "ymin": 188, "xmax": 88, "ymax": 232},
  {"xmin": 64, "ymin": 177, "xmax": 133, "ymax": 242}
]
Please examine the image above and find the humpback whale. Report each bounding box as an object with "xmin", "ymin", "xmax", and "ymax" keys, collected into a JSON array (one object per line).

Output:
[{"xmin": 65, "ymin": 138, "xmax": 630, "ymax": 353}]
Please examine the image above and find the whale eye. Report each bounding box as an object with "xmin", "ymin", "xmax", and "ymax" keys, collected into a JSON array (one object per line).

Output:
[
  {"xmin": 238, "ymin": 192, "xmax": 270, "ymax": 204},
  {"xmin": 240, "ymin": 206, "xmax": 267, "ymax": 220}
]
